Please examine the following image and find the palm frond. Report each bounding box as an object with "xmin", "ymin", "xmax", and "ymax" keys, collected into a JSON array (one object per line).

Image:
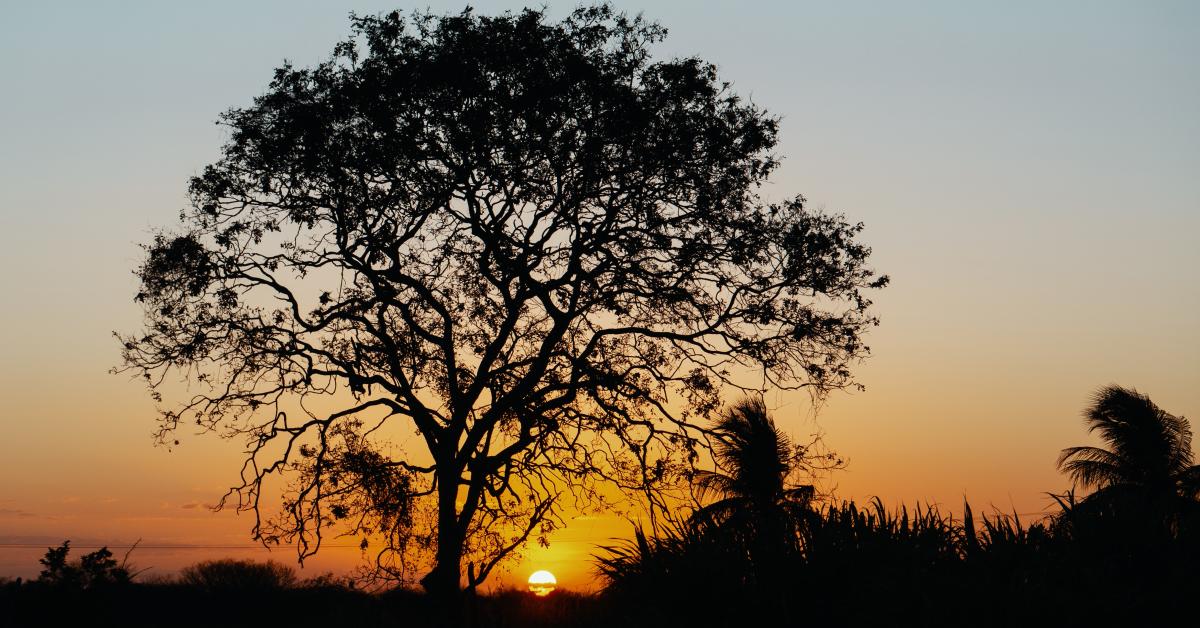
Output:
[
  {"xmin": 1175, "ymin": 465, "xmax": 1200, "ymax": 499},
  {"xmin": 689, "ymin": 496, "xmax": 746, "ymax": 527},
  {"xmin": 1066, "ymin": 385, "xmax": 1195, "ymax": 496},
  {"xmin": 1059, "ymin": 458, "xmax": 1123, "ymax": 490},
  {"xmin": 1057, "ymin": 446, "xmax": 1125, "ymax": 489},
  {"xmin": 692, "ymin": 470, "xmax": 736, "ymax": 502}
]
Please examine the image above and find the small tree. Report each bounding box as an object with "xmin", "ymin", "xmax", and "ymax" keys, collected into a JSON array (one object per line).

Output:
[
  {"xmin": 687, "ymin": 398, "xmax": 838, "ymax": 593},
  {"xmin": 37, "ymin": 542, "xmax": 131, "ymax": 589},
  {"xmin": 1058, "ymin": 385, "xmax": 1200, "ymax": 533},
  {"xmin": 691, "ymin": 398, "xmax": 822, "ymax": 525},
  {"xmin": 118, "ymin": 5, "xmax": 886, "ymax": 595}
]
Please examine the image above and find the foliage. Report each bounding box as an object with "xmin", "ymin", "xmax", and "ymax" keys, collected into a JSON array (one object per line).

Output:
[
  {"xmin": 691, "ymin": 398, "xmax": 819, "ymax": 527},
  {"xmin": 595, "ymin": 519, "xmax": 754, "ymax": 625},
  {"xmin": 178, "ymin": 559, "xmax": 298, "ymax": 591},
  {"xmin": 596, "ymin": 496, "xmax": 1197, "ymax": 624},
  {"xmin": 687, "ymin": 397, "xmax": 843, "ymax": 594},
  {"xmin": 596, "ymin": 385, "xmax": 1200, "ymax": 625},
  {"xmin": 1058, "ymin": 385, "xmax": 1200, "ymax": 536},
  {"xmin": 36, "ymin": 541, "xmax": 131, "ymax": 590},
  {"xmin": 117, "ymin": 3, "xmax": 886, "ymax": 593}
]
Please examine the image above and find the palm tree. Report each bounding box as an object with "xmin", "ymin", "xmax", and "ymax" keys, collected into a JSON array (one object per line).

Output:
[
  {"xmin": 597, "ymin": 399, "xmax": 813, "ymax": 602},
  {"xmin": 1057, "ymin": 385, "xmax": 1200, "ymax": 530},
  {"xmin": 690, "ymin": 398, "xmax": 814, "ymax": 560}
]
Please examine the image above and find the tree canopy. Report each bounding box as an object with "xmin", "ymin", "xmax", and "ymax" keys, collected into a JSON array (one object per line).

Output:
[{"xmin": 118, "ymin": 5, "xmax": 887, "ymax": 594}]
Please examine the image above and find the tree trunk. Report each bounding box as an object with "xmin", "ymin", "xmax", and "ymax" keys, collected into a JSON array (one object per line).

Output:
[{"xmin": 421, "ymin": 469, "xmax": 464, "ymax": 598}]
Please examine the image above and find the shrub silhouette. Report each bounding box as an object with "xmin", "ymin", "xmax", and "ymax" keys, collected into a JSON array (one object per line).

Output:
[
  {"xmin": 37, "ymin": 541, "xmax": 130, "ymax": 589},
  {"xmin": 179, "ymin": 559, "xmax": 297, "ymax": 591}
]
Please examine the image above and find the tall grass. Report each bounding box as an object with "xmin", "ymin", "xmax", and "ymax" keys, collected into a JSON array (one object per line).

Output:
[{"xmin": 597, "ymin": 497, "xmax": 1199, "ymax": 625}]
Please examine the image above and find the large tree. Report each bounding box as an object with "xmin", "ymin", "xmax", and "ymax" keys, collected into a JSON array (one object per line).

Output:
[{"xmin": 118, "ymin": 5, "xmax": 887, "ymax": 594}]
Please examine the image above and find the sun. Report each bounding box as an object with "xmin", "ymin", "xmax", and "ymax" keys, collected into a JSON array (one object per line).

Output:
[{"xmin": 527, "ymin": 570, "xmax": 557, "ymax": 596}]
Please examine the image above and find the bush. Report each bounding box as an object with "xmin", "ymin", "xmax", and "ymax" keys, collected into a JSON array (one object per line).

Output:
[
  {"xmin": 179, "ymin": 559, "xmax": 297, "ymax": 591},
  {"xmin": 37, "ymin": 541, "xmax": 131, "ymax": 589}
]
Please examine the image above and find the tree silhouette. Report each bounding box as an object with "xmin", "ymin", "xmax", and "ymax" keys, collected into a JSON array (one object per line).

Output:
[
  {"xmin": 117, "ymin": 5, "xmax": 886, "ymax": 595},
  {"xmin": 692, "ymin": 398, "xmax": 815, "ymax": 527},
  {"xmin": 1057, "ymin": 385, "xmax": 1200, "ymax": 530},
  {"xmin": 690, "ymin": 397, "xmax": 823, "ymax": 589},
  {"xmin": 37, "ymin": 542, "xmax": 131, "ymax": 589}
]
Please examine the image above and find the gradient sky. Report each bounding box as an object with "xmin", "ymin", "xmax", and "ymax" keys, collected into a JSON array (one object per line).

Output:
[{"xmin": 1, "ymin": 1, "xmax": 1197, "ymax": 590}]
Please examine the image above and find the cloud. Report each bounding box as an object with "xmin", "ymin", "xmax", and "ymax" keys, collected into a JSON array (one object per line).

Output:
[{"xmin": 0, "ymin": 508, "xmax": 37, "ymax": 519}]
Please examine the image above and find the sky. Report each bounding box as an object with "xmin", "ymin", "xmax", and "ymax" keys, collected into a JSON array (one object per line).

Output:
[{"xmin": 1, "ymin": 1, "xmax": 1197, "ymax": 591}]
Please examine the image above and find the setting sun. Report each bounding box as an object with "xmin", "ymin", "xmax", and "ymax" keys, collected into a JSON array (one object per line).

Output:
[{"xmin": 527, "ymin": 570, "xmax": 557, "ymax": 596}]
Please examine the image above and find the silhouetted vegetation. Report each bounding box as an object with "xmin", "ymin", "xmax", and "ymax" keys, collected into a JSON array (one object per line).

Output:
[
  {"xmin": 596, "ymin": 389, "xmax": 1200, "ymax": 626},
  {"xmin": 44, "ymin": 0, "xmax": 1185, "ymax": 622},
  {"xmin": 1057, "ymin": 385, "xmax": 1200, "ymax": 538},
  {"xmin": 116, "ymin": 3, "xmax": 887, "ymax": 597},
  {"xmin": 178, "ymin": 558, "xmax": 299, "ymax": 591},
  {"xmin": 3, "ymin": 550, "xmax": 606, "ymax": 627},
  {"xmin": 35, "ymin": 541, "xmax": 132, "ymax": 589},
  {"xmin": 595, "ymin": 496, "xmax": 1196, "ymax": 625},
  {"xmin": 11, "ymin": 387, "xmax": 1193, "ymax": 625}
]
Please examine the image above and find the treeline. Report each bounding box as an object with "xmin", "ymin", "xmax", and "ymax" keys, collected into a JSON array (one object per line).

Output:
[{"xmin": 1, "ymin": 551, "xmax": 597, "ymax": 627}]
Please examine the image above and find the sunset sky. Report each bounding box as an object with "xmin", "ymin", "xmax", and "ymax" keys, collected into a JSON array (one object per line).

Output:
[{"xmin": 1, "ymin": 1, "xmax": 1196, "ymax": 591}]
